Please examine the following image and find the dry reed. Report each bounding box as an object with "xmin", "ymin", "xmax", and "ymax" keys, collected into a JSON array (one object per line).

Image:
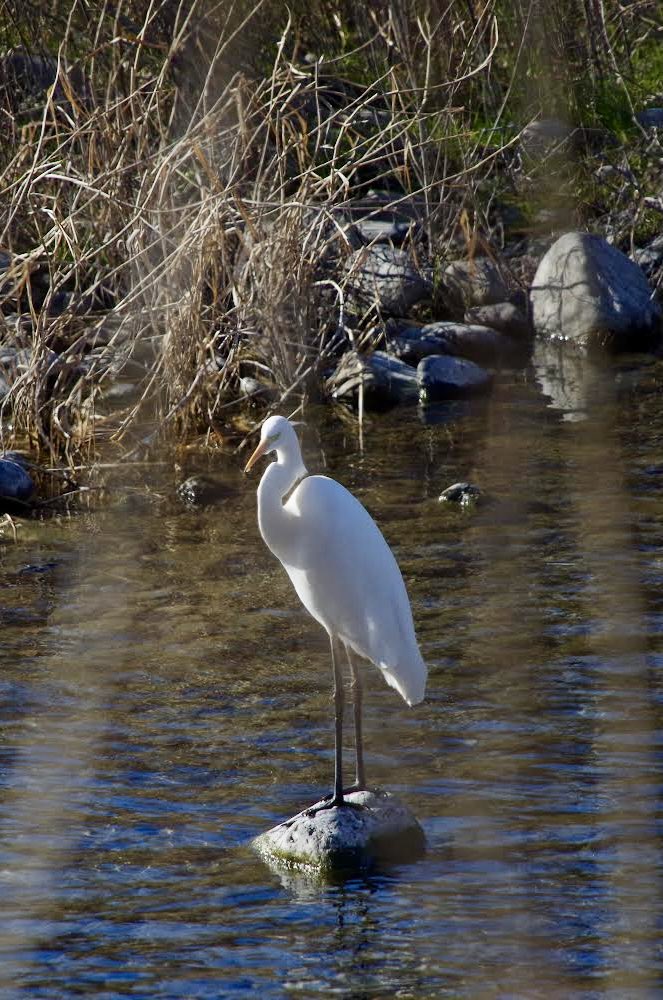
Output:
[{"xmin": 0, "ymin": 0, "xmax": 657, "ymax": 460}]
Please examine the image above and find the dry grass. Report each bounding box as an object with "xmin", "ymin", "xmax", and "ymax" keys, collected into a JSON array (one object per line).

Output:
[{"xmin": 0, "ymin": 0, "xmax": 658, "ymax": 461}]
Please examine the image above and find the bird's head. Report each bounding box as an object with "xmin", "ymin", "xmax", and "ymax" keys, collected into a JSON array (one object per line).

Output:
[{"xmin": 244, "ymin": 415, "xmax": 300, "ymax": 473}]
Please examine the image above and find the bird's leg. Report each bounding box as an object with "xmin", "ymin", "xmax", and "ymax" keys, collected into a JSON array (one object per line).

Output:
[
  {"xmin": 347, "ymin": 650, "xmax": 367, "ymax": 793},
  {"xmin": 306, "ymin": 637, "xmax": 364, "ymax": 815},
  {"xmin": 330, "ymin": 634, "xmax": 345, "ymax": 807}
]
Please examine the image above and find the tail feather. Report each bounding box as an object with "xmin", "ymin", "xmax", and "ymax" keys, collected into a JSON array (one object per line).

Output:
[{"xmin": 380, "ymin": 655, "xmax": 427, "ymax": 707}]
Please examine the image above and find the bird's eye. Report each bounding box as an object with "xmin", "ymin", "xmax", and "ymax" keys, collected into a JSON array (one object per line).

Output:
[{"xmin": 267, "ymin": 432, "xmax": 280, "ymax": 446}]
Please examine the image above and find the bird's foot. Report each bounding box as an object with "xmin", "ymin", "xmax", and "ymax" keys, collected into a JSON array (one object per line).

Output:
[
  {"xmin": 305, "ymin": 793, "xmax": 365, "ymax": 817},
  {"xmin": 340, "ymin": 781, "xmax": 368, "ymax": 795},
  {"xmin": 321, "ymin": 783, "xmax": 367, "ymax": 800}
]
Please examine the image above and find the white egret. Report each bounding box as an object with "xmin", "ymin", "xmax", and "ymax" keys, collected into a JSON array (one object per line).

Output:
[{"xmin": 245, "ymin": 415, "xmax": 427, "ymax": 811}]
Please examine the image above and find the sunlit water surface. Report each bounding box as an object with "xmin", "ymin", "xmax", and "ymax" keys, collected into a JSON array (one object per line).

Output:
[{"xmin": 2, "ymin": 358, "xmax": 663, "ymax": 998}]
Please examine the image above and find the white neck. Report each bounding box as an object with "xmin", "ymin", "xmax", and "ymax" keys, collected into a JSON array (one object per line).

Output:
[{"xmin": 256, "ymin": 443, "xmax": 307, "ymax": 564}]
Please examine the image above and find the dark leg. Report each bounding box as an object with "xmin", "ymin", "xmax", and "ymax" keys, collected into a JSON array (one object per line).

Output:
[
  {"xmin": 330, "ymin": 635, "xmax": 345, "ymax": 807},
  {"xmin": 305, "ymin": 636, "xmax": 364, "ymax": 815},
  {"xmin": 347, "ymin": 649, "xmax": 367, "ymax": 792}
]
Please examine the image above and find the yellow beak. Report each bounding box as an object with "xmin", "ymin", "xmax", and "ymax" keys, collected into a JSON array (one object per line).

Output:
[{"xmin": 244, "ymin": 438, "xmax": 268, "ymax": 474}]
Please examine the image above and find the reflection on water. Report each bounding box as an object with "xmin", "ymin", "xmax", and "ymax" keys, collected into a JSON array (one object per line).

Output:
[{"xmin": 2, "ymin": 360, "xmax": 663, "ymax": 996}]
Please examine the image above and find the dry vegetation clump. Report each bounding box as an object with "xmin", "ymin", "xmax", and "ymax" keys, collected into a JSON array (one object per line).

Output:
[{"xmin": 0, "ymin": 0, "xmax": 659, "ymax": 461}]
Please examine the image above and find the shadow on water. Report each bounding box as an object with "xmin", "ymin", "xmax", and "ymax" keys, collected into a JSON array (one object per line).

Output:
[{"xmin": 2, "ymin": 352, "xmax": 663, "ymax": 995}]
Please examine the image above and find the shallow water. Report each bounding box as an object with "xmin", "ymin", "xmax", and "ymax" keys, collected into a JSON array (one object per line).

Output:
[{"xmin": 2, "ymin": 355, "xmax": 663, "ymax": 997}]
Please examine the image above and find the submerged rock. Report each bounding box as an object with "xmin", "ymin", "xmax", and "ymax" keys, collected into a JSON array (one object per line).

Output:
[
  {"xmin": 530, "ymin": 232, "xmax": 661, "ymax": 352},
  {"xmin": 253, "ymin": 789, "xmax": 425, "ymax": 871},
  {"xmin": 439, "ymin": 481, "xmax": 483, "ymax": 507},
  {"xmin": 417, "ymin": 355, "xmax": 493, "ymax": 400},
  {"xmin": 177, "ymin": 475, "xmax": 232, "ymax": 507}
]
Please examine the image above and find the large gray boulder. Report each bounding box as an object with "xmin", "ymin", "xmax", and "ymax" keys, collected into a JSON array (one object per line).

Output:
[
  {"xmin": 530, "ymin": 232, "xmax": 662, "ymax": 352},
  {"xmin": 253, "ymin": 789, "xmax": 425, "ymax": 872}
]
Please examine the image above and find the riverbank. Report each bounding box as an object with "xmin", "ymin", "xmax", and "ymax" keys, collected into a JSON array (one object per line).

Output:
[{"xmin": 0, "ymin": 0, "xmax": 662, "ymax": 484}]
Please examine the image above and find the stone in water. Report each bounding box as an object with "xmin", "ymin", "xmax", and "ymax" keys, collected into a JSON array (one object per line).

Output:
[{"xmin": 253, "ymin": 788, "xmax": 425, "ymax": 872}]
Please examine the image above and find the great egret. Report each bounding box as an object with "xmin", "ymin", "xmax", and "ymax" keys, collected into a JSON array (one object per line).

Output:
[{"xmin": 245, "ymin": 415, "xmax": 427, "ymax": 811}]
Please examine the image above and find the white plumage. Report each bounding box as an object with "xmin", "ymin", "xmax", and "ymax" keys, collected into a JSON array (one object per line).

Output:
[{"xmin": 245, "ymin": 414, "xmax": 426, "ymax": 808}]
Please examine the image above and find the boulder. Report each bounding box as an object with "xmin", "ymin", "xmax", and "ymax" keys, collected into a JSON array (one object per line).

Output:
[
  {"xmin": 388, "ymin": 320, "xmax": 519, "ymax": 366},
  {"xmin": 417, "ymin": 355, "xmax": 493, "ymax": 400},
  {"xmin": 530, "ymin": 232, "xmax": 661, "ymax": 352},
  {"xmin": 328, "ymin": 350, "xmax": 418, "ymax": 407},
  {"xmin": 253, "ymin": 789, "xmax": 425, "ymax": 871},
  {"xmin": 464, "ymin": 302, "xmax": 532, "ymax": 341},
  {"xmin": 443, "ymin": 257, "xmax": 509, "ymax": 311},
  {"xmin": 347, "ymin": 245, "xmax": 431, "ymax": 315},
  {"xmin": 0, "ymin": 454, "xmax": 34, "ymax": 503}
]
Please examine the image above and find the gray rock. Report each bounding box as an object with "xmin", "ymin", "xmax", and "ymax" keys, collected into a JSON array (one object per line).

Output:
[
  {"xmin": 0, "ymin": 347, "xmax": 81, "ymax": 400},
  {"xmin": 347, "ymin": 245, "xmax": 431, "ymax": 315},
  {"xmin": 0, "ymin": 455, "xmax": 34, "ymax": 502},
  {"xmin": 253, "ymin": 789, "xmax": 425, "ymax": 871},
  {"xmin": 352, "ymin": 216, "xmax": 412, "ymax": 245},
  {"xmin": 417, "ymin": 355, "xmax": 493, "ymax": 400},
  {"xmin": 344, "ymin": 191, "xmax": 427, "ymax": 246},
  {"xmin": 464, "ymin": 302, "xmax": 533, "ymax": 341},
  {"xmin": 443, "ymin": 258, "xmax": 509, "ymax": 310},
  {"xmin": 0, "ymin": 347, "xmax": 35, "ymax": 396},
  {"xmin": 633, "ymin": 234, "xmax": 663, "ymax": 282},
  {"xmin": 0, "ymin": 49, "xmax": 88, "ymax": 113},
  {"xmin": 328, "ymin": 350, "xmax": 419, "ymax": 407},
  {"xmin": 520, "ymin": 117, "xmax": 575, "ymax": 158},
  {"xmin": 637, "ymin": 108, "xmax": 663, "ymax": 129},
  {"xmin": 344, "ymin": 195, "xmax": 417, "ymax": 246},
  {"xmin": 239, "ymin": 376, "xmax": 275, "ymax": 403},
  {"xmin": 388, "ymin": 320, "xmax": 519, "ymax": 366},
  {"xmin": 530, "ymin": 231, "xmax": 662, "ymax": 352},
  {"xmin": 439, "ymin": 481, "xmax": 482, "ymax": 507}
]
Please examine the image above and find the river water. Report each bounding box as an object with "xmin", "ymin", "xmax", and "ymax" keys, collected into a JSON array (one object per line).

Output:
[{"xmin": 2, "ymin": 350, "xmax": 663, "ymax": 997}]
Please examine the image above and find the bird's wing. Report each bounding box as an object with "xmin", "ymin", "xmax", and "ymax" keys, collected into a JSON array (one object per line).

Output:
[{"xmin": 282, "ymin": 475, "xmax": 426, "ymax": 704}]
